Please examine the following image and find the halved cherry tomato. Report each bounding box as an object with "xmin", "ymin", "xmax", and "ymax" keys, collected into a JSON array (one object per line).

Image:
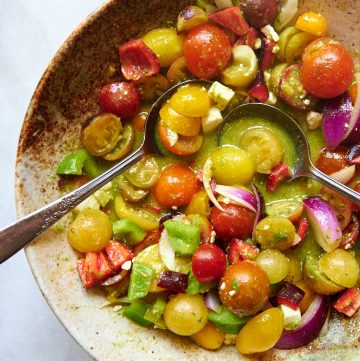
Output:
[
  {"xmin": 320, "ymin": 187, "xmax": 353, "ymax": 230},
  {"xmin": 134, "ymin": 74, "xmax": 170, "ymax": 102},
  {"xmin": 301, "ymin": 38, "xmax": 354, "ymax": 99},
  {"xmin": 103, "ymin": 124, "xmax": 134, "ymax": 161},
  {"xmin": 339, "ymin": 215, "xmax": 359, "ymax": 250},
  {"xmin": 184, "ymin": 24, "xmax": 231, "ymax": 79},
  {"xmin": 158, "ymin": 119, "xmax": 203, "ymax": 156},
  {"xmin": 295, "ymin": 12, "xmax": 328, "ymax": 37},
  {"xmin": 160, "ymin": 103, "xmax": 201, "ymax": 136},
  {"xmin": 132, "ymin": 111, "xmax": 147, "ymax": 132},
  {"xmin": 349, "ymin": 82, "xmax": 358, "ymax": 105},
  {"xmin": 99, "ymin": 82, "xmax": 141, "ymax": 119},
  {"xmin": 167, "ymin": 56, "xmax": 190, "ymax": 85},
  {"xmin": 316, "ymin": 146, "xmax": 350, "ymax": 175},
  {"xmin": 152, "ymin": 164, "xmax": 200, "ymax": 207},
  {"xmin": 210, "ymin": 203, "xmax": 255, "ymax": 241}
]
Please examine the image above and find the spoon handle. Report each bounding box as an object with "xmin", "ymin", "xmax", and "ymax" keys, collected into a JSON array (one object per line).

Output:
[
  {"xmin": 0, "ymin": 147, "xmax": 144, "ymax": 264},
  {"xmin": 308, "ymin": 164, "xmax": 360, "ymax": 205}
]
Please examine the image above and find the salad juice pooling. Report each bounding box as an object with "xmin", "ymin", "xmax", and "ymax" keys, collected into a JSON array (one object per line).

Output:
[{"xmin": 56, "ymin": 0, "xmax": 360, "ymax": 355}]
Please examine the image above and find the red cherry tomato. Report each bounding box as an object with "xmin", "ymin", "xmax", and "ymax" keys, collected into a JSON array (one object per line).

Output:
[
  {"xmin": 184, "ymin": 24, "xmax": 231, "ymax": 79},
  {"xmin": 192, "ymin": 244, "xmax": 226, "ymax": 283},
  {"xmin": 210, "ymin": 203, "xmax": 255, "ymax": 241},
  {"xmin": 99, "ymin": 82, "xmax": 141, "ymax": 119},
  {"xmin": 152, "ymin": 164, "xmax": 200, "ymax": 207},
  {"xmin": 301, "ymin": 38, "xmax": 354, "ymax": 99},
  {"xmin": 316, "ymin": 146, "xmax": 350, "ymax": 175},
  {"xmin": 219, "ymin": 261, "xmax": 270, "ymax": 316}
]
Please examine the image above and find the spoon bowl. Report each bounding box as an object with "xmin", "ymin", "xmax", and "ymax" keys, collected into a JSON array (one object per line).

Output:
[{"xmin": 219, "ymin": 102, "xmax": 360, "ymax": 204}]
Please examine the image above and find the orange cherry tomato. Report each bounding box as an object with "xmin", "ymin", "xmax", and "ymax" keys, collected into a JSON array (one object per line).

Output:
[
  {"xmin": 184, "ymin": 24, "xmax": 231, "ymax": 79},
  {"xmin": 132, "ymin": 111, "xmax": 147, "ymax": 132},
  {"xmin": 160, "ymin": 103, "xmax": 201, "ymax": 136},
  {"xmin": 301, "ymin": 38, "xmax": 354, "ymax": 99},
  {"xmin": 158, "ymin": 119, "xmax": 202, "ymax": 156},
  {"xmin": 349, "ymin": 83, "xmax": 357, "ymax": 105},
  {"xmin": 152, "ymin": 164, "xmax": 200, "ymax": 207},
  {"xmin": 295, "ymin": 12, "xmax": 328, "ymax": 37}
]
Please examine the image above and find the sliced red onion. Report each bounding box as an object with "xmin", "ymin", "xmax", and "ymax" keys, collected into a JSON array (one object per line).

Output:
[
  {"xmin": 303, "ymin": 196, "xmax": 342, "ymax": 252},
  {"xmin": 214, "ymin": 185, "xmax": 257, "ymax": 212},
  {"xmin": 344, "ymin": 73, "xmax": 360, "ymax": 145},
  {"xmin": 205, "ymin": 289, "xmax": 222, "ymax": 313},
  {"xmin": 322, "ymin": 91, "xmax": 352, "ymax": 150},
  {"xmin": 329, "ymin": 165, "xmax": 356, "ymax": 184},
  {"xmin": 275, "ymin": 295, "xmax": 330, "ymax": 349},
  {"xmin": 251, "ymin": 183, "xmax": 265, "ymax": 240},
  {"xmin": 274, "ymin": 0, "xmax": 299, "ymax": 31},
  {"xmin": 203, "ymin": 157, "xmax": 225, "ymax": 211},
  {"xmin": 158, "ymin": 229, "xmax": 176, "ymax": 271}
]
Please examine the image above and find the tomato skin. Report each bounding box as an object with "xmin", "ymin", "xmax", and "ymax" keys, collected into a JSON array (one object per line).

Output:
[
  {"xmin": 184, "ymin": 24, "xmax": 231, "ymax": 79},
  {"xmin": 152, "ymin": 164, "xmax": 200, "ymax": 207},
  {"xmin": 301, "ymin": 39, "xmax": 354, "ymax": 99},
  {"xmin": 99, "ymin": 82, "xmax": 141, "ymax": 119},
  {"xmin": 210, "ymin": 203, "xmax": 255, "ymax": 241},
  {"xmin": 219, "ymin": 261, "xmax": 270, "ymax": 316},
  {"xmin": 316, "ymin": 146, "xmax": 350, "ymax": 175},
  {"xmin": 192, "ymin": 244, "xmax": 227, "ymax": 283}
]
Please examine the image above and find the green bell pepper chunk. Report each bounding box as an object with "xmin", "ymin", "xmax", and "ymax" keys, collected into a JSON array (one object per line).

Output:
[
  {"xmin": 113, "ymin": 219, "xmax": 146, "ymax": 246},
  {"xmin": 56, "ymin": 149, "xmax": 100, "ymax": 177},
  {"xmin": 208, "ymin": 308, "xmax": 250, "ymax": 334},
  {"xmin": 164, "ymin": 220, "xmax": 200, "ymax": 256},
  {"xmin": 122, "ymin": 300, "xmax": 151, "ymax": 327},
  {"xmin": 144, "ymin": 297, "xmax": 166, "ymax": 324},
  {"xmin": 186, "ymin": 271, "xmax": 217, "ymax": 296},
  {"xmin": 127, "ymin": 261, "xmax": 154, "ymax": 300}
]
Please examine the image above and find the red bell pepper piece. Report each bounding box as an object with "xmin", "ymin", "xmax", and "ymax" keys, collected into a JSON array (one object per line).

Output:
[
  {"xmin": 105, "ymin": 240, "xmax": 134, "ymax": 272},
  {"xmin": 248, "ymin": 71, "xmax": 269, "ymax": 102},
  {"xmin": 209, "ymin": 7, "xmax": 249, "ymax": 36},
  {"xmin": 291, "ymin": 218, "xmax": 309, "ymax": 248},
  {"xmin": 84, "ymin": 251, "xmax": 114, "ymax": 281},
  {"xmin": 266, "ymin": 161, "xmax": 292, "ymax": 192},
  {"xmin": 260, "ymin": 39, "xmax": 276, "ymax": 71},
  {"xmin": 234, "ymin": 27, "xmax": 259, "ymax": 49},
  {"xmin": 333, "ymin": 288, "xmax": 360, "ymax": 317},
  {"xmin": 133, "ymin": 229, "xmax": 162, "ymax": 255},
  {"xmin": 277, "ymin": 282, "xmax": 305, "ymax": 310},
  {"xmin": 228, "ymin": 239, "xmax": 259, "ymax": 264},
  {"xmin": 119, "ymin": 39, "xmax": 160, "ymax": 81},
  {"xmin": 77, "ymin": 259, "xmax": 98, "ymax": 290}
]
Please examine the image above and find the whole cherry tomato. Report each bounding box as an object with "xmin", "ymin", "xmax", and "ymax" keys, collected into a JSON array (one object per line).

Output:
[
  {"xmin": 192, "ymin": 244, "xmax": 226, "ymax": 283},
  {"xmin": 184, "ymin": 24, "xmax": 231, "ymax": 79},
  {"xmin": 210, "ymin": 203, "xmax": 255, "ymax": 241},
  {"xmin": 300, "ymin": 38, "xmax": 354, "ymax": 99},
  {"xmin": 99, "ymin": 82, "xmax": 141, "ymax": 119},
  {"xmin": 152, "ymin": 164, "xmax": 199, "ymax": 207},
  {"xmin": 316, "ymin": 146, "xmax": 350, "ymax": 175},
  {"xmin": 219, "ymin": 261, "xmax": 270, "ymax": 316}
]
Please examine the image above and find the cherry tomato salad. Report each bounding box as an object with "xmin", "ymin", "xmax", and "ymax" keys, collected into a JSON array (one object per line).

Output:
[{"xmin": 56, "ymin": 0, "xmax": 360, "ymax": 355}]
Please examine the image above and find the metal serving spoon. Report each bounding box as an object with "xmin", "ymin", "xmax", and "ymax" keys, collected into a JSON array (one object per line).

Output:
[{"xmin": 0, "ymin": 80, "xmax": 359, "ymax": 263}]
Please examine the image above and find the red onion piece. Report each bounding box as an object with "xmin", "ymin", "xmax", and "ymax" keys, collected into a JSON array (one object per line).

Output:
[
  {"xmin": 329, "ymin": 165, "xmax": 356, "ymax": 184},
  {"xmin": 303, "ymin": 196, "xmax": 342, "ymax": 252},
  {"xmin": 157, "ymin": 270, "xmax": 188, "ymax": 293},
  {"xmin": 214, "ymin": 185, "xmax": 257, "ymax": 212},
  {"xmin": 344, "ymin": 73, "xmax": 360, "ymax": 145},
  {"xmin": 347, "ymin": 144, "xmax": 360, "ymax": 165},
  {"xmin": 275, "ymin": 295, "xmax": 330, "ymax": 349},
  {"xmin": 322, "ymin": 91, "xmax": 352, "ymax": 150},
  {"xmin": 205, "ymin": 289, "xmax": 222, "ymax": 313},
  {"xmin": 251, "ymin": 183, "xmax": 265, "ymax": 240}
]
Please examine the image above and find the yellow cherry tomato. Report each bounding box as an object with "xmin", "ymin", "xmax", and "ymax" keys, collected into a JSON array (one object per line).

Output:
[
  {"xmin": 164, "ymin": 294, "xmax": 208, "ymax": 336},
  {"xmin": 185, "ymin": 189, "xmax": 210, "ymax": 216},
  {"xmin": 142, "ymin": 28, "xmax": 184, "ymax": 67},
  {"xmin": 67, "ymin": 209, "xmax": 112, "ymax": 252},
  {"xmin": 160, "ymin": 102, "xmax": 201, "ymax": 136},
  {"xmin": 236, "ymin": 308, "xmax": 284, "ymax": 355},
  {"xmin": 169, "ymin": 85, "xmax": 211, "ymax": 117},
  {"xmin": 190, "ymin": 321, "xmax": 225, "ymax": 350},
  {"xmin": 295, "ymin": 12, "xmax": 328, "ymax": 37}
]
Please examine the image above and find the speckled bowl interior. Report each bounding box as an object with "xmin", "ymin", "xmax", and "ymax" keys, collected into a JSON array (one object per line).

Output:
[{"xmin": 15, "ymin": 0, "xmax": 360, "ymax": 360}]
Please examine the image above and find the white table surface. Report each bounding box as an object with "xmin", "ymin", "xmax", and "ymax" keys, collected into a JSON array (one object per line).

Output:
[{"xmin": 0, "ymin": 1, "xmax": 104, "ymax": 360}]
